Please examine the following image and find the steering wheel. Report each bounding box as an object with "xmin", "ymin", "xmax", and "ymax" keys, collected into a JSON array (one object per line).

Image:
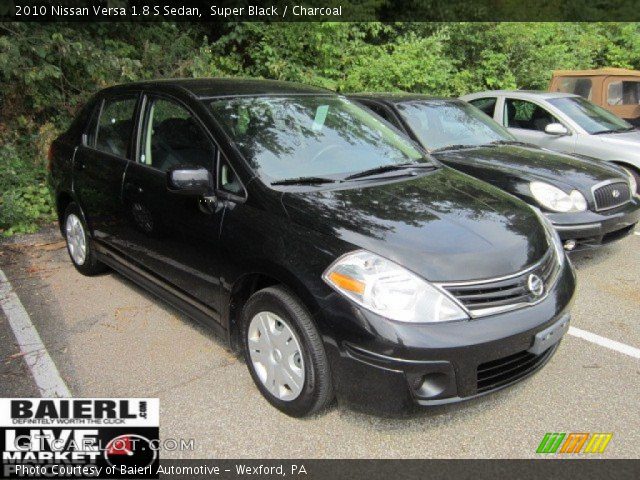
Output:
[{"xmin": 309, "ymin": 144, "xmax": 341, "ymax": 163}]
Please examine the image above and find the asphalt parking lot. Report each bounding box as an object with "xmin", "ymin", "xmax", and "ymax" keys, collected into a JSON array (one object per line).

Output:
[{"xmin": 1, "ymin": 227, "xmax": 639, "ymax": 459}]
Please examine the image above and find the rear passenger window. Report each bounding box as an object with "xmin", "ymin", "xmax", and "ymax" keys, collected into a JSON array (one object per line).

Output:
[
  {"xmin": 95, "ymin": 96, "xmax": 137, "ymax": 157},
  {"xmin": 469, "ymin": 97, "xmax": 497, "ymax": 117},
  {"xmin": 84, "ymin": 103, "xmax": 100, "ymax": 147},
  {"xmin": 141, "ymin": 98, "xmax": 215, "ymax": 172}
]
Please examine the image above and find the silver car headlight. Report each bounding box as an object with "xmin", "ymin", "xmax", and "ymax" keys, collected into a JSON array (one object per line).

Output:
[
  {"xmin": 530, "ymin": 181, "xmax": 587, "ymax": 212},
  {"xmin": 623, "ymin": 168, "xmax": 638, "ymax": 198},
  {"xmin": 532, "ymin": 207, "xmax": 565, "ymax": 266},
  {"xmin": 323, "ymin": 251, "xmax": 468, "ymax": 323}
]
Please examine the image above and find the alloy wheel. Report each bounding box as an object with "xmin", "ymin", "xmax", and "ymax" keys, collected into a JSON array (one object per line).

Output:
[{"xmin": 65, "ymin": 213, "xmax": 87, "ymax": 266}]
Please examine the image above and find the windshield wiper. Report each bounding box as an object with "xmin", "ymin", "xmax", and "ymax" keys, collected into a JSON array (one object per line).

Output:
[
  {"xmin": 612, "ymin": 126, "xmax": 635, "ymax": 133},
  {"xmin": 591, "ymin": 127, "xmax": 634, "ymax": 135},
  {"xmin": 430, "ymin": 144, "xmax": 476, "ymax": 153},
  {"xmin": 486, "ymin": 140, "xmax": 532, "ymax": 147},
  {"xmin": 271, "ymin": 176, "xmax": 338, "ymax": 186},
  {"xmin": 344, "ymin": 162, "xmax": 435, "ymax": 181}
]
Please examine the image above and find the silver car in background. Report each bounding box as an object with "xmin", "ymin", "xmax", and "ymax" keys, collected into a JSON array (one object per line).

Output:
[{"xmin": 460, "ymin": 90, "xmax": 640, "ymax": 194}]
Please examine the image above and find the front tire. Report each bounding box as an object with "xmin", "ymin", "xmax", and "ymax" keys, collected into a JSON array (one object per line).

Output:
[
  {"xmin": 63, "ymin": 203, "xmax": 107, "ymax": 276},
  {"xmin": 241, "ymin": 286, "xmax": 334, "ymax": 417}
]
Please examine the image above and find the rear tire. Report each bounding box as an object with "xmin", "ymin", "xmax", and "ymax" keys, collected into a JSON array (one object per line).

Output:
[
  {"xmin": 63, "ymin": 203, "xmax": 107, "ymax": 276},
  {"xmin": 241, "ymin": 286, "xmax": 334, "ymax": 417}
]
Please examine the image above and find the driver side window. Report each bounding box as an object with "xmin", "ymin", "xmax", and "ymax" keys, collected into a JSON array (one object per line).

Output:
[
  {"xmin": 141, "ymin": 97, "xmax": 215, "ymax": 173},
  {"xmin": 504, "ymin": 99, "xmax": 559, "ymax": 132}
]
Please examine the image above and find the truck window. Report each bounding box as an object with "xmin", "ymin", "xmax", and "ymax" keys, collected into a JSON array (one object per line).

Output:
[
  {"xmin": 607, "ymin": 80, "xmax": 640, "ymax": 105},
  {"xmin": 557, "ymin": 77, "xmax": 593, "ymax": 100}
]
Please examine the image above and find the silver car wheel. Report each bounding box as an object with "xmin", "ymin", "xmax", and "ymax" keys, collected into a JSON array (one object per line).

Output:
[
  {"xmin": 247, "ymin": 311, "xmax": 305, "ymax": 401},
  {"xmin": 65, "ymin": 213, "xmax": 87, "ymax": 266}
]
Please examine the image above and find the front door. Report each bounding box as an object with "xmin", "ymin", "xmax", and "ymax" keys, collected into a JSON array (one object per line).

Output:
[
  {"xmin": 118, "ymin": 94, "xmax": 225, "ymax": 320},
  {"xmin": 502, "ymin": 98, "xmax": 576, "ymax": 153},
  {"xmin": 73, "ymin": 94, "xmax": 139, "ymax": 246}
]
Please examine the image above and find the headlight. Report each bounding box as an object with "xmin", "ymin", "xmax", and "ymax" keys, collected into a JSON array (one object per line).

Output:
[
  {"xmin": 529, "ymin": 181, "xmax": 587, "ymax": 212},
  {"xmin": 323, "ymin": 251, "xmax": 468, "ymax": 323},
  {"xmin": 532, "ymin": 207, "xmax": 565, "ymax": 266},
  {"xmin": 622, "ymin": 168, "xmax": 638, "ymax": 198}
]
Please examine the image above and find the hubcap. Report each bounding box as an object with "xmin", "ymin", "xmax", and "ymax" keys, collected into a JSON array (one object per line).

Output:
[
  {"xmin": 65, "ymin": 214, "xmax": 87, "ymax": 266},
  {"xmin": 247, "ymin": 312, "xmax": 305, "ymax": 401}
]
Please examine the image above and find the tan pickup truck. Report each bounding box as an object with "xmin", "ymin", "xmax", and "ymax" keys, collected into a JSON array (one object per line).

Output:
[{"xmin": 549, "ymin": 68, "xmax": 640, "ymax": 127}]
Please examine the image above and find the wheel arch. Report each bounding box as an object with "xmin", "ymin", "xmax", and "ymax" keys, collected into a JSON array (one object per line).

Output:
[
  {"xmin": 610, "ymin": 161, "xmax": 640, "ymax": 193},
  {"xmin": 55, "ymin": 191, "xmax": 75, "ymax": 235},
  {"xmin": 226, "ymin": 266, "xmax": 324, "ymax": 352},
  {"xmin": 610, "ymin": 160, "xmax": 640, "ymax": 176}
]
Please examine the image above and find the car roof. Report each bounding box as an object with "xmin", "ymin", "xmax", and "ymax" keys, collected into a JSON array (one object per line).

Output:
[
  {"xmin": 552, "ymin": 68, "xmax": 640, "ymax": 78},
  {"xmin": 102, "ymin": 77, "xmax": 335, "ymax": 99},
  {"xmin": 349, "ymin": 92, "xmax": 451, "ymax": 104},
  {"xmin": 466, "ymin": 90, "xmax": 579, "ymax": 100}
]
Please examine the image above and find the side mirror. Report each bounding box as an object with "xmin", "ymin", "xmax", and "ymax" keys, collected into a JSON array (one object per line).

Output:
[
  {"xmin": 167, "ymin": 166, "xmax": 212, "ymax": 196},
  {"xmin": 544, "ymin": 123, "xmax": 569, "ymax": 136}
]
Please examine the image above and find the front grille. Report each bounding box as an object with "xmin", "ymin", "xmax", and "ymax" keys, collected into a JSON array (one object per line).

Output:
[
  {"xmin": 440, "ymin": 248, "xmax": 559, "ymax": 317},
  {"xmin": 476, "ymin": 347, "xmax": 554, "ymax": 393},
  {"xmin": 593, "ymin": 181, "xmax": 631, "ymax": 211}
]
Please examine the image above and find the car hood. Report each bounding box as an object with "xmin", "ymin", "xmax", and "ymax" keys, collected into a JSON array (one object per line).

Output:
[
  {"xmin": 434, "ymin": 144, "xmax": 624, "ymax": 192},
  {"xmin": 596, "ymin": 129, "xmax": 640, "ymax": 148},
  {"xmin": 281, "ymin": 167, "xmax": 549, "ymax": 282}
]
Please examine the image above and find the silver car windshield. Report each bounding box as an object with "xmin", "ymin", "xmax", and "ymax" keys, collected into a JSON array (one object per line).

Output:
[
  {"xmin": 396, "ymin": 100, "xmax": 516, "ymax": 151},
  {"xmin": 209, "ymin": 96, "xmax": 428, "ymax": 182},
  {"xmin": 547, "ymin": 96, "xmax": 633, "ymax": 134}
]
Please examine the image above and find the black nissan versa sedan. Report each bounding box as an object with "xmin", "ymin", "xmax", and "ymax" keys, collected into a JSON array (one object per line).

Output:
[
  {"xmin": 351, "ymin": 94, "xmax": 640, "ymax": 251},
  {"xmin": 49, "ymin": 79, "xmax": 576, "ymax": 416}
]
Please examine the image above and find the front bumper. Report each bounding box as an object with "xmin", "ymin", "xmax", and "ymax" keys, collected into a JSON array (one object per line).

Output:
[
  {"xmin": 321, "ymin": 260, "xmax": 576, "ymax": 413},
  {"xmin": 546, "ymin": 198, "xmax": 640, "ymax": 250}
]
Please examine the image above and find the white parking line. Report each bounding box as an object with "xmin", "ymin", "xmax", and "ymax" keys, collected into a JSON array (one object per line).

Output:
[
  {"xmin": 635, "ymin": 231, "xmax": 640, "ymax": 236},
  {"xmin": 0, "ymin": 268, "xmax": 71, "ymax": 397},
  {"xmin": 568, "ymin": 326, "xmax": 640, "ymax": 359}
]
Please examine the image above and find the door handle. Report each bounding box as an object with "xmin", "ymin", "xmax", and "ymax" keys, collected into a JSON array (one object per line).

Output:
[{"xmin": 75, "ymin": 159, "xmax": 85, "ymax": 171}]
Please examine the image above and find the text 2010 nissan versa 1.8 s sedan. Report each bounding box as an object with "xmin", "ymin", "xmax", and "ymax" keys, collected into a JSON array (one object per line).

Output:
[{"xmin": 49, "ymin": 79, "xmax": 575, "ymax": 416}]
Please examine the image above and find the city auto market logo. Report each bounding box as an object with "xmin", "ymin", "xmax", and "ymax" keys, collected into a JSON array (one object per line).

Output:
[
  {"xmin": 536, "ymin": 432, "xmax": 613, "ymax": 454},
  {"xmin": 1, "ymin": 398, "xmax": 160, "ymax": 479}
]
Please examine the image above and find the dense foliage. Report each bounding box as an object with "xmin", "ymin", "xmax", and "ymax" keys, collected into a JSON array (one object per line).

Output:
[{"xmin": 2, "ymin": 22, "xmax": 640, "ymax": 235}]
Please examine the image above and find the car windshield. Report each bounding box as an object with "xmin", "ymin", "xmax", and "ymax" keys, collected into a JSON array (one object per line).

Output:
[
  {"xmin": 547, "ymin": 96, "xmax": 633, "ymax": 134},
  {"xmin": 208, "ymin": 96, "xmax": 428, "ymax": 183},
  {"xmin": 396, "ymin": 100, "xmax": 516, "ymax": 151}
]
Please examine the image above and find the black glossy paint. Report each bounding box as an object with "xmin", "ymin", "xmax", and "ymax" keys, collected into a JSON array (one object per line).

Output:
[
  {"xmin": 49, "ymin": 79, "xmax": 576, "ymax": 412},
  {"xmin": 351, "ymin": 94, "xmax": 640, "ymax": 250}
]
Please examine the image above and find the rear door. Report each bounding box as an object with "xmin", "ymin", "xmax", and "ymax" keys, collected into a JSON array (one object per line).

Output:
[
  {"xmin": 73, "ymin": 94, "xmax": 140, "ymax": 247},
  {"xmin": 502, "ymin": 97, "xmax": 576, "ymax": 153},
  {"xmin": 118, "ymin": 93, "xmax": 225, "ymax": 318}
]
